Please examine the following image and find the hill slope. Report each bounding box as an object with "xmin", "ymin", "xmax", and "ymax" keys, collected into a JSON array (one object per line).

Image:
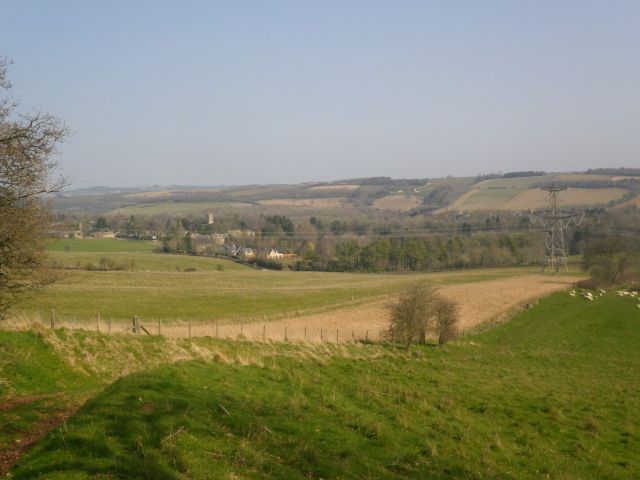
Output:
[{"xmin": 4, "ymin": 291, "xmax": 640, "ymax": 479}]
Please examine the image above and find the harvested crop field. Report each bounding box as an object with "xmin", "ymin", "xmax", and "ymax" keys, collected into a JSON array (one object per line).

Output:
[
  {"xmin": 148, "ymin": 274, "xmax": 576, "ymax": 341},
  {"xmin": 257, "ymin": 198, "xmax": 345, "ymax": 207},
  {"xmin": 372, "ymin": 194, "xmax": 422, "ymax": 211}
]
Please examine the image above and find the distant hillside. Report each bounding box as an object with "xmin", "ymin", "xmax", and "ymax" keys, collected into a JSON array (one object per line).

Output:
[{"xmin": 54, "ymin": 170, "xmax": 640, "ymax": 217}]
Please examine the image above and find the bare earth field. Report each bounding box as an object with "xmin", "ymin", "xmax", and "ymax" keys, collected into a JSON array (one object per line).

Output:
[{"xmin": 145, "ymin": 274, "xmax": 576, "ymax": 341}]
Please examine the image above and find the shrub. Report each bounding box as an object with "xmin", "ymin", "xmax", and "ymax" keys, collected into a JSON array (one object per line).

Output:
[{"xmin": 387, "ymin": 284, "xmax": 459, "ymax": 347}]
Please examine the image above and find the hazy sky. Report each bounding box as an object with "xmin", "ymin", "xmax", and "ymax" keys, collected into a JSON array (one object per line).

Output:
[{"xmin": 2, "ymin": 1, "xmax": 639, "ymax": 188}]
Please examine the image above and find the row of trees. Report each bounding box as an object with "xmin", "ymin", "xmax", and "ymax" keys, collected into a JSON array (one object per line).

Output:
[{"xmin": 295, "ymin": 233, "xmax": 542, "ymax": 272}]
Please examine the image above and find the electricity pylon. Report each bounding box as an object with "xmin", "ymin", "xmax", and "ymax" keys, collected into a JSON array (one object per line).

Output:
[{"xmin": 530, "ymin": 185, "xmax": 584, "ymax": 273}]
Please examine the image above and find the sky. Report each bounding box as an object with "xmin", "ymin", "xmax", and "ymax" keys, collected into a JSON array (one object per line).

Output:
[{"xmin": 1, "ymin": 1, "xmax": 639, "ymax": 188}]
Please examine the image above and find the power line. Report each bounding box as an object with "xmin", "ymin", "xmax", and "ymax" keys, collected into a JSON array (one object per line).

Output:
[{"xmin": 529, "ymin": 186, "xmax": 585, "ymax": 273}]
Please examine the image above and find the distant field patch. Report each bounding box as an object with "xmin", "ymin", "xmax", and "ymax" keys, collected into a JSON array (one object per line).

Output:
[
  {"xmin": 307, "ymin": 184, "xmax": 360, "ymax": 191},
  {"xmin": 49, "ymin": 238, "xmax": 156, "ymax": 253},
  {"xmin": 503, "ymin": 187, "xmax": 627, "ymax": 210},
  {"xmin": 257, "ymin": 198, "xmax": 345, "ymax": 207},
  {"xmin": 110, "ymin": 201, "xmax": 252, "ymax": 215},
  {"xmin": 372, "ymin": 194, "xmax": 422, "ymax": 211},
  {"xmin": 123, "ymin": 189, "xmax": 222, "ymax": 200},
  {"xmin": 446, "ymin": 174, "xmax": 627, "ymax": 211},
  {"xmin": 49, "ymin": 251, "xmax": 249, "ymax": 272}
]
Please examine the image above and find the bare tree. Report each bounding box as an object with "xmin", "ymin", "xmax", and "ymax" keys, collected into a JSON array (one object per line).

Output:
[
  {"xmin": 0, "ymin": 58, "xmax": 67, "ymax": 318},
  {"xmin": 387, "ymin": 284, "xmax": 459, "ymax": 347}
]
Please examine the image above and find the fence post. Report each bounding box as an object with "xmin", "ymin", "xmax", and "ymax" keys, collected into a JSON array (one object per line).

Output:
[
  {"xmin": 97, "ymin": 312, "xmax": 100, "ymax": 332},
  {"xmin": 284, "ymin": 325, "xmax": 288, "ymax": 342},
  {"xmin": 321, "ymin": 329, "xmax": 324, "ymax": 341},
  {"xmin": 336, "ymin": 329, "xmax": 339, "ymax": 342},
  {"xmin": 188, "ymin": 318, "xmax": 191, "ymax": 340},
  {"xmin": 108, "ymin": 315, "xmax": 112, "ymax": 334},
  {"xmin": 263, "ymin": 324, "xmax": 266, "ymax": 342},
  {"xmin": 240, "ymin": 320, "xmax": 243, "ymax": 335},
  {"xmin": 158, "ymin": 318, "xmax": 161, "ymax": 335},
  {"xmin": 352, "ymin": 330, "xmax": 354, "ymax": 341},
  {"xmin": 365, "ymin": 330, "xmax": 368, "ymax": 342},
  {"xmin": 215, "ymin": 320, "xmax": 219, "ymax": 339},
  {"xmin": 50, "ymin": 308, "xmax": 55, "ymax": 330},
  {"xmin": 304, "ymin": 326, "xmax": 307, "ymax": 341},
  {"xmin": 133, "ymin": 315, "xmax": 139, "ymax": 334}
]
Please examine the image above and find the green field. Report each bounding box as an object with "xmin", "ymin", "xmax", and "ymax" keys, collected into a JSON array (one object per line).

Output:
[
  {"xmin": 49, "ymin": 238, "xmax": 157, "ymax": 253},
  {"xmin": 10, "ymin": 238, "xmax": 550, "ymax": 324},
  {"xmin": 19, "ymin": 262, "xmax": 539, "ymax": 324},
  {"xmin": 2, "ymin": 291, "xmax": 639, "ymax": 478}
]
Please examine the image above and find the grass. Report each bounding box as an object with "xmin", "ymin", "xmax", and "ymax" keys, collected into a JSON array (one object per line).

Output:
[
  {"xmin": 23, "ymin": 238, "xmax": 566, "ymax": 324},
  {"xmin": 3, "ymin": 291, "xmax": 639, "ymax": 478},
  {"xmin": 48, "ymin": 251, "xmax": 250, "ymax": 272},
  {"xmin": 49, "ymin": 238, "xmax": 157, "ymax": 253},
  {"xmin": 15, "ymin": 265, "xmax": 546, "ymax": 324}
]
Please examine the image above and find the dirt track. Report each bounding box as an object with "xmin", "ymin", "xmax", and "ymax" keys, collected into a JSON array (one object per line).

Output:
[{"xmin": 176, "ymin": 274, "xmax": 576, "ymax": 341}]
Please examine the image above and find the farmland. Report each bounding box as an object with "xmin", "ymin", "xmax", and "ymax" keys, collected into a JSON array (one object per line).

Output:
[
  {"xmin": 2, "ymin": 290, "xmax": 639, "ymax": 478},
  {"xmin": 15, "ymin": 240, "xmax": 564, "ymax": 329}
]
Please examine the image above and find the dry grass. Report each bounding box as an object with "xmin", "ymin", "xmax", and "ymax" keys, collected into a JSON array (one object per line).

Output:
[{"xmin": 372, "ymin": 195, "xmax": 422, "ymax": 211}]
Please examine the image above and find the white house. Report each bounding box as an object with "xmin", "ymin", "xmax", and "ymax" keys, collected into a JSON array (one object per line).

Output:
[{"xmin": 267, "ymin": 249, "xmax": 284, "ymax": 259}]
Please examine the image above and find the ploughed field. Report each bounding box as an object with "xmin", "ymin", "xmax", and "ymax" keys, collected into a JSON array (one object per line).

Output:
[{"xmin": 1, "ymin": 290, "xmax": 639, "ymax": 478}]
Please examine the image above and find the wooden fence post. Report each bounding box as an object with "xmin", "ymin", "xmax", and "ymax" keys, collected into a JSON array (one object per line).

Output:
[
  {"xmin": 304, "ymin": 326, "xmax": 307, "ymax": 341},
  {"xmin": 108, "ymin": 315, "xmax": 111, "ymax": 334},
  {"xmin": 157, "ymin": 318, "xmax": 161, "ymax": 335},
  {"xmin": 133, "ymin": 315, "xmax": 139, "ymax": 334},
  {"xmin": 321, "ymin": 329, "xmax": 324, "ymax": 341},
  {"xmin": 365, "ymin": 330, "xmax": 368, "ymax": 342},
  {"xmin": 336, "ymin": 329, "xmax": 339, "ymax": 342},
  {"xmin": 284, "ymin": 325, "xmax": 288, "ymax": 342},
  {"xmin": 188, "ymin": 318, "xmax": 191, "ymax": 339},
  {"xmin": 263, "ymin": 324, "xmax": 266, "ymax": 342},
  {"xmin": 50, "ymin": 308, "xmax": 55, "ymax": 330}
]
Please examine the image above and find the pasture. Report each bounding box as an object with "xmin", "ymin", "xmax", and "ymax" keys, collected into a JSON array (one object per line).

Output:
[
  {"xmin": 12, "ymin": 238, "xmax": 581, "ymax": 339},
  {"xmin": 2, "ymin": 291, "xmax": 639, "ymax": 478}
]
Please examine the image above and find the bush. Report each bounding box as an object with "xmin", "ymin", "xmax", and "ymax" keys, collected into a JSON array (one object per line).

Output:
[
  {"xmin": 582, "ymin": 237, "xmax": 640, "ymax": 287},
  {"xmin": 387, "ymin": 284, "xmax": 459, "ymax": 347},
  {"xmin": 434, "ymin": 297, "xmax": 459, "ymax": 345}
]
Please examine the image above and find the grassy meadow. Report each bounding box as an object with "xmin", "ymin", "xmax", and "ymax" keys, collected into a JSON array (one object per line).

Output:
[
  {"xmin": 2, "ymin": 291, "xmax": 639, "ymax": 478},
  {"xmin": 15, "ymin": 239, "xmax": 552, "ymax": 325}
]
